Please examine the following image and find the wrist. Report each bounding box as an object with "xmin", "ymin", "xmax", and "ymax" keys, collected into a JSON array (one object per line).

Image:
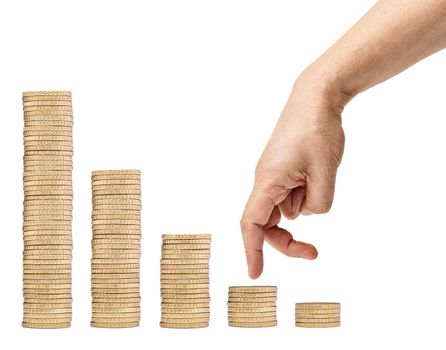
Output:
[{"xmin": 294, "ymin": 63, "xmax": 356, "ymax": 116}]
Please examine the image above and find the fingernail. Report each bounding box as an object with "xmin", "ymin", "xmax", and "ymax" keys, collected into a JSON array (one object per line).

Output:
[{"xmin": 301, "ymin": 210, "xmax": 313, "ymax": 216}]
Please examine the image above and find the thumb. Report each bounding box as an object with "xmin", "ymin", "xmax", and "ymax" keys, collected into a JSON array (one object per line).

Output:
[{"xmin": 301, "ymin": 169, "xmax": 337, "ymax": 215}]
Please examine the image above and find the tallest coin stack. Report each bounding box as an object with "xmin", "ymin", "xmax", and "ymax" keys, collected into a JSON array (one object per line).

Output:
[{"xmin": 22, "ymin": 91, "xmax": 73, "ymax": 329}]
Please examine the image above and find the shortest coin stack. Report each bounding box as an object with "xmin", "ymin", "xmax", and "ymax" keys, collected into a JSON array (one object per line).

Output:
[
  {"xmin": 227, "ymin": 286, "xmax": 277, "ymax": 328},
  {"xmin": 295, "ymin": 302, "xmax": 341, "ymax": 328}
]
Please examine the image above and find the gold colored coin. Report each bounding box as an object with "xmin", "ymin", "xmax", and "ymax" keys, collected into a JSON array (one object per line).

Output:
[
  {"xmin": 161, "ymin": 289, "xmax": 209, "ymax": 295},
  {"xmin": 162, "ymin": 298, "xmax": 210, "ymax": 304},
  {"xmin": 162, "ymin": 234, "xmax": 211, "ymax": 240},
  {"xmin": 160, "ymin": 269, "xmax": 209, "ymax": 275},
  {"xmin": 228, "ymin": 297, "xmax": 276, "ymax": 303},
  {"xmin": 160, "ymin": 274, "xmax": 209, "ymax": 280},
  {"xmin": 161, "ymin": 303, "xmax": 209, "ymax": 309},
  {"xmin": 92, "ymin": 179, "xmax": 141, "ymax": 186},
  {"xmin": 90, "ymin": 321, "xmax": 139, "ymax": 328},
  {"xmin": 295, "ymin": 322, "xmax": 340, "ymax": 328},
  {"xmin": 228, "ymin": 321, "xmax": 277, "ymax": 328},
  {"xmin": 162, "ymin": 244, "xmax": 210, "ymax": 250},
  {"xmin": 228, "ymin": 302, "xmax": 276, "ymax": 308},
  {"xmin": 228, "ymin": 307, "xmax": 276, "ymax": 313},
  {"xmin": 160, "ymin": 264, "xmax": 209, "ymax": 269},
  {"xmin": 159, "ymin": 322, "xmax": 208, "ymax": 329},
  {"xmin": 295, "ymin": 302, "xmax": 340, "ymax": 310},
  {"xmin": 160, "ymin": 293, "xmax": 209, "ymax": 299},
  {"xmin": 160, "ymin": 259, "xmax": 209, "ymax": 265},
  {"xmin": 161, "ymin": 279, "xmax": 209, "ymax": 285},
  {"xmin": 23, "ymin": 95, "xmax": 72, "ymax": 101},
  {"xmin": 22, "ymin": 322, "xmax": 71, "ymax": 329},
  {"xmin": 23, "ymin": 91, "xmax": 71, "ymax": 97},
  {"xmin": 161, "ymin": 308, "xmax": 210, "ymax": 314},
  {"xmin": 296, "ymin": 318, "xmax": 341, "ymax": 323},
  {"xmin": 92, "ymin": 170, "xmax": 140, "ymax": 176},
  {"xmin": 229, "ymin": 286, "xmax": 277, "ymax": 293},
  {"xmin": 162, "ymin": 239, "xmax": 211, "ymax": 244},
  {"xmin": 228, "ymin": 312, "xmax": 276, "ymax": 318},
  {"xmin": 161, "ymin": 313, "xmax": 209, "ymax": 319},
  {"xmin": 160, "ymin": 283, "xmax": 209, "ymax": 289}
]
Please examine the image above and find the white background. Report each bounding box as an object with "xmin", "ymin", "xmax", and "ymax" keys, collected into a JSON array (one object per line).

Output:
[{"xmin": 0, "ymin": 0, "xmax": 445, "ymax": 349}]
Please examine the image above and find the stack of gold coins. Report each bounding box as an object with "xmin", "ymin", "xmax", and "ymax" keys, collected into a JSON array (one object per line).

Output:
[
  {"xmin": 295, "ymin": 302, "xmax": 341, "ymax": 328},
  {"xmin": 22, "ymin": 91, "xmax": 73, "ymax": 329},
  {"xmin": 160, "ymin": 234, "xmax": 211, "ymax": 329},
  {"xmin": 90, "ymin": 170, "xmax": 142, "ymax": 328},
  {"xmin": 227, "ymin": 286, "xmax": 277, "ymax": 328}
]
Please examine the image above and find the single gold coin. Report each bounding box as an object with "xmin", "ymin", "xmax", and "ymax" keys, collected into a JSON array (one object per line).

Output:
[
  {"xmin": 162, "ymin": 298, "xmax": 211, "ymax": 304},
  {"xmin": 160, "ymin": 259, "xmax": 209, "ymax": 265},
  {"xmin": 22, "ymin": 322, "xmax": 71, "ymax": 329},
  {"xmin": 161, "ymin": 279, "xmax": 209, "ymax": 285},
  {"xmin": 161, "ymin": 289, "xmax": 209, "ymax": 295},
  {"xmin": 161, "ymin": 254, "xmax": 210, "ymax": 260},
  {"xmin": 295, "ymin": 322, "xmax": 340, "ymax": 328},
  {"xmin": 159, "ymin": 322, "xmax": 208, "ymax": 329},
  {"xmin": 92, "ymin": 184, "xmax": 140, "ymax": 190},
  {"xmin": 160, "ymin": 263, "xmax": 209, "ymax": 269},
  {"xmin": 92, "ymin": 238, "xmax": 140, "ymax": 244},
  {"xmin": 24, "ymin": 121, "xmax": 73, "ymax": 128},
  {"xmin": 92, "ymin": 313, "xmax": 140, "ymax": 320},
  {"xmin": 92, "ymin": 235, "xmax": 140, "ymax": 241},
  {"xmin": 91, "ymin": 283, "xmax": 140, "ymax": 289},
  {"xmin": 23, "ymin": 91, "xmax": 71, "ymax": 97},
  {"xmin": 160, "ymin": 293, "xmax": 209, "ymax": 299},
  {"xmin": 228, "ymin": 296, "xmax": 276, "ymax": 303},
  {"xmin": 162, "ymin": 244, "xmax": 210, "ymax": 250},
  {"xmin": 228, "ymin": 292, "xmax": 277, "ymax": 298},
  {"xmin": 296, "ymin": 317, "xmax": 341, "ymax": 323},
  {"xmin": 23, "ymin": 95, "xmax": 72, "ymax": 101},
  {"xmin": 92, "ymin": 298, "xmax": 140, "ymax": 304},
  {"xmin": 228, "ymin": 316, "xmax": 277, "ymax": 323},
  {"xmin": 159, "ymin": 317, "xmax": 209, "ymax": 324},
  {"xmin": 161, "ymin": 313, "xmax": 209, "ymax": 320},
  {"xmin": 92, "ymin": 198, "xmax": 141, "ymax": 205},
  {"xmin": 160, "ymin": 269, "xmax": 209, "ymax": 275},
  {"xmin": 229, "ymin": 286, "xmax": 277, "ymax": 293},
  {"xmin": 23, "ymin": 100, "xmax": 72, "ymax": 106},
  {"xmin": 92, "ymin": 224, "xmax": 140, "ymax": 231},
  {"xmin": 90, "ymin": 321, "xmax": 139, "ymax": 328},
  {"xmin": 92, "ymin": 245, "xmax": 141, "ymax": 251},
  {"xmin": 92, "ymin": 170, "xmax": 141, "ymax": 176},
  {"xmin": 228, "ymin": 302, "xmax": 276, "ymax": 308},
  {"xmin": 92, "ymin": 272, "xmax": 139, "ymax": 279},
  {"xmin": 91, "ymin": 176, "xmax": 141, "ymax": 182},
  {"xmin": 90, "ymin": 316, "xmax": 140, "ymax": 322},
  {"xmin": 160, "ymin": 273, "xmax": 209, "ymax": 280},
  {"xmin": 161, "ymin": 307, "xmax": 210, "ymax": 314},
  {"xmin": 295, "ymin": 311, "xmax": 341, "ymax": 317},
  {"xmin": 92, "ymin": 179, "xmax": 141, "ymax": 186},
  {"xmin": 229, "ymin": 320, "xmax": 277, "ymax": 328},
  {"xmin": 92, "ymin": 253, "xmax": 140, "ymax": 259},
  {"xmin": 160, "ymin": 283, "xmax": 209, "ymax": 289},
  {"xmin": 23, "ymin": 105, "xmax": 72, "ymax": 112},
  {"xmin": 92, "ymin": 205, "xmax": 141, "ymax": 211},
  {"xmin": 91, "ymin": 269, "xmax": 140, "ymax": 274},
  {"xmin": 295, "ymin": 302, "xmax": 340, "ymax": 310},
  {"xmin": 162, "ymin": 234, "xmax": 211, "ymax": 240},
  {"xmin": 161, "ymin": 302, "xmax": 209, "ymax": 309},
  {"xmin": 162, "ymin": 239, "xmax": 211, "ymax": 244},
  {"xmin": 228, "ymin": 307, "xmax": 276, "ymax": 313},
  {"xmin": 92, "ymin": 215, "xmax": 140, "ymax": 222},
  {"xmin": 92, "ymin": 303, "xmax": 140, "ymax": 309},
  {"xmin": 228, "ymin": 312, "xmax": 276, "ymax": 319}
]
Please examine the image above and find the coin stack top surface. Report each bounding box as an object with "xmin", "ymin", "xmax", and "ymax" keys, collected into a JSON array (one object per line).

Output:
[
  {"xmin": 227, "ymin": 286, "xmax": 278, "ymax": 328},
  {"xmin": 90, "ymin": 170, "xmax": 142, "ymax": 328},
  {"xmin": 160, "ymin": 234, "xmax": 211, "ymax": 329},
  {"xmin": 22, "ymin": 91, "xmax": 73, "ymax": 329},
  {"xmin": 295, "ymin": 302, "xmax": 341, "ymax": 328}
]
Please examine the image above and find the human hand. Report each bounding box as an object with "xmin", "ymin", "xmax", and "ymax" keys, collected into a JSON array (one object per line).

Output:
[{"xmin": 240, "ymin": 73, "xmax": 348, "ymax": 279}]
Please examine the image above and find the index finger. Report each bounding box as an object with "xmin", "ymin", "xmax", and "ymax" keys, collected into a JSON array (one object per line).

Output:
[{"xmin": 240, "ymin": 186, "xmax": 275, "ymax": 279}]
